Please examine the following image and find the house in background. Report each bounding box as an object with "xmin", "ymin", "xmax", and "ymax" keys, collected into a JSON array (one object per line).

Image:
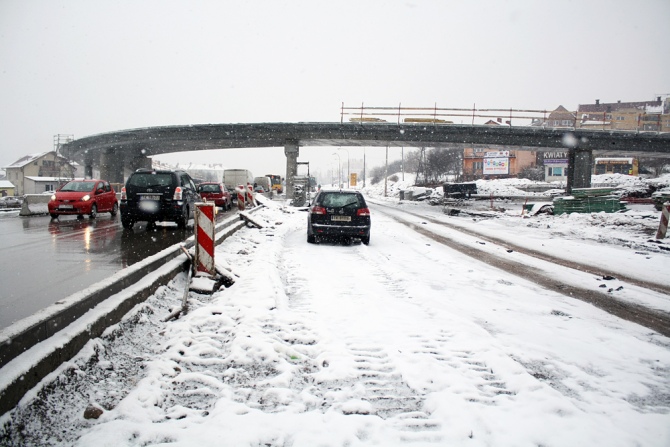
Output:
[
  {"xmin": 22, "ymin": 176, "xmax": 63, "ymax": 194},
  {"xmin": 462, "ymin": 147, "xmax": 537, "ymax": 181},
  {"xmin": 3, "ymin": 152, "xmax": 75, "ymax": 195},
  {"xmin": 531, "ymin": 105, "xmax": 576, "ymax": 128},
  {"xmin": 0, "ymin": 180, "xmax": 16, "ymax": 197},
  {"xmin": 577, "ymin": 97, "xmax": 669, "ymax": 132},
  {"xmin": 461, "ymin": 118, "xmax": 538, "ymax": 181},
  {"xmin": 530, "ymin": 98, "xmax": 669, "ymax": 131}
]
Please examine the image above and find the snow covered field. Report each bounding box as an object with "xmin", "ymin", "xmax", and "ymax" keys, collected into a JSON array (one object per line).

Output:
[{"xmin": 1, "ymin": 176, "xmax": 669, "ymax": 446}]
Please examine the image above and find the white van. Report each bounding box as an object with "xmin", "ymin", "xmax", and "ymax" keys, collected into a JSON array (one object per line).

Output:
[{"xmin": 253, "ymin": 176, "xmax": 272, "ymax": 194}]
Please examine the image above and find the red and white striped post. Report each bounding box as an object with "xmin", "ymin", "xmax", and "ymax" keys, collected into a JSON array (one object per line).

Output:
[
  {"xmin": 194, "ymin": 203, "xmax": 215, "ymax": 276},
  {"xmin": 656, "ymin": 202, "xmax": 670, "ymax": 239},
  {"xmin": 236, "ymin": 185, "xmax": 246, "ymax": 211},
  {"xmin": 246, "ymin": 182, "xmax": 256, "ymax": 208}
]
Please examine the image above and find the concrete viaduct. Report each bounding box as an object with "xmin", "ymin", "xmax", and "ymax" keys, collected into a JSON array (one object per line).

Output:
[{"xmin": 60, "ymin": 122, "xmax": 670, "ymax": 197}]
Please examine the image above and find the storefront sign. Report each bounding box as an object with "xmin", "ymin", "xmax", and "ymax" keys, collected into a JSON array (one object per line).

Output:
[
  {"xmin": 484, "ymin": 151, "xmax": 510, "ymax": 158},
  {"xmin": 543, "ymin": 151, "xmax": 569, "ymax": 165}
]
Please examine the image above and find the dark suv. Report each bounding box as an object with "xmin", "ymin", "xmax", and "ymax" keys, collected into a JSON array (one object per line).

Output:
[
  {"xmin": 120, "ymin": 169, "xmax": 200, "ymax": 229},
  {"xmin": 307, "ymin": 189, "xmax": 371, "ymax": 245}
]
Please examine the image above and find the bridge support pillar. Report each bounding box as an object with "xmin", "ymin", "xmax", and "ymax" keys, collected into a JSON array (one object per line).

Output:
[
  {"xmin": 99, "ymin": 149, "xmax": 125, "ymax": 184},
  {"xmin": 284, "ymin": 140, "xmax": 299, "ymax": 201},
  {"xmin": 566, "ymin": 148, "xmax": 592, "ymax": 194},
  {"xmin": 125, "ymin": 152, "xmax": 152, "ymax": 178}
]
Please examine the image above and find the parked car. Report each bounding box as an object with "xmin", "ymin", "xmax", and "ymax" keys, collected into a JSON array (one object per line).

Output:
[
  {"xmin": 0, "ymin": 196, "xmax": 23, "ymax": 208},
  {"xmin": 307, "ymin": 189, "xmax": 371, "ymax": 245},
  {"xmin": 48, "ymin": 179, "xmax": 118, "ymax": 219},
  {"xmin": 120, "ymin": 168, "xmax": 200, "ymax": 229},
  {"xmin": 196, "ymin": 182, "xmax": 232, "ymax": 210}
]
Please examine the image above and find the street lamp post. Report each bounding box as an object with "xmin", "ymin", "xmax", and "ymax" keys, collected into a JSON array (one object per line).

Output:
[
  {"xmin": 363, "ymin": 147, "xmax": 366, "ymax": 188},
  {"xmin": 332, "ymin": 152, "xmax": 341, "ymax": 188},
  {"xmin": 340, "ymin": 148, "xmax": 350, "ymax": 188}
]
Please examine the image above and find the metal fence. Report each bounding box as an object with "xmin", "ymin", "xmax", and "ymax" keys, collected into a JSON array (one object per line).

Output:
[{"xmin": 339, "ymin": 103, "xmax": 668, "ymax": 132}]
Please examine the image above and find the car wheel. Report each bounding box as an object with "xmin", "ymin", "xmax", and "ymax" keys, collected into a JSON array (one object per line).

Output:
[
  {"xmin": 307, "ymin": 234, "xmax": 316, "ymax": 244},
  {"xmin": 89, "ymin": 204, "xmax": 97, "ymax": 219},
  {"xmin": 361, "ymin": 235, "xmax": 370, "ymax": 245},
  {"xmin": 110, "ymin": 202, "xmax": 118, "ymax": 217},
  {"xmin": 121, "ymin": 217, "xmax": 134, "ymax": 229},
  {"xmin": 50, "ymin": 213, "xmax": 58, "ymax": 220}
]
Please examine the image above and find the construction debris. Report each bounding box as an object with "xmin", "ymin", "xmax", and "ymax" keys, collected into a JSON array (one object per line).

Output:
[{"xmin": 553, "ymin": 188, "xmax": 626, "ymax": 214}]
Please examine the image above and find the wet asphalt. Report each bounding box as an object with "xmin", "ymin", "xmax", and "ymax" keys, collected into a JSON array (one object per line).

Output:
[{"xmin": 0, "ymin": 208, "xmax": 233, "ymax": 331}]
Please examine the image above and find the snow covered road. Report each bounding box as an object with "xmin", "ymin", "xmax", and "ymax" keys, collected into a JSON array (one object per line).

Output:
[{"xmin": 1, "ymin": 199, "xmax": 669, "ymax": 446}]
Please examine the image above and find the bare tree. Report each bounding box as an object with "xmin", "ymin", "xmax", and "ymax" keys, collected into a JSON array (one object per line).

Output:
[
  {"xmin": 639, "ymin": 157, "xmax": 670, "ymax": 177},
  {"xmin": 367, "ymin": 147, "xmax": 458, "ymax": 186},
  {"xmin": 422, "ymin": 147, "xmax": 463, "ymax": 184}
]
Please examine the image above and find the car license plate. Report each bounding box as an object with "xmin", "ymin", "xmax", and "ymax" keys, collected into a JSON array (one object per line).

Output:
[
  {"xmin": 140, "ymin": 195, "xmax": 160, "ymax": 201},
  {"xmin": 59, "ymin": 204, "xmax": 73, "ymax": 209},
  {"xmin": 331, "ymin": 215, "xmax": 351, "ymax": 222}
]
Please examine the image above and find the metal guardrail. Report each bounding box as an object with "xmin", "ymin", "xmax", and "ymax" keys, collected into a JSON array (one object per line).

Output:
[{"xmin": 0, "ymin": 207, "xmax": 261, "ymax": 416}]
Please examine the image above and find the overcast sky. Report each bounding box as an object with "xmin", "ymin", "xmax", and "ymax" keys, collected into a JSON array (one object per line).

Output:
[{"xmin": 1, "ymin": 0, "xmax": 669, "ymax": 180}]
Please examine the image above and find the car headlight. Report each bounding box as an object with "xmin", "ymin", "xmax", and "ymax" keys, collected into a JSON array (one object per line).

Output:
[
  {"xmin": 51, "ymin": 194, "xmax": 56, "ymax": 201},
  {"xmin": 82, "ymin": 195, "xmax": 90, "ymax": 201}
]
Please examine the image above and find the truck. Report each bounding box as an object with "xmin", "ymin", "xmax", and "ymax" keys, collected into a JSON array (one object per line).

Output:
[
  {"xmin": 265, "ymin": 174, "xmax": 283, "ymax": 193},
  {"xmin": 223, "ymin": 169, "xmax": 254, "ymax": 191}
]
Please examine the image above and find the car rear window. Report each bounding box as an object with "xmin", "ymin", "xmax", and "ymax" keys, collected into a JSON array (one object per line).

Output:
[
  {"xmin": 199, "ymin": 184, "xmax": 221, "ymax": 193},
  {"xmin": 320, "ymin": 193, "xmax": 363, "ymax": 208},
  {"xmin": 128, "ymin": 173, "xmax": 173, "ymax": 188}
]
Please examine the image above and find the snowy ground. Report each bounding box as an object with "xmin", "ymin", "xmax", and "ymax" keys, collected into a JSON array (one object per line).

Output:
[{"xmin": 1, "ymin": 176, "xmax": 669, "ymax": 446}]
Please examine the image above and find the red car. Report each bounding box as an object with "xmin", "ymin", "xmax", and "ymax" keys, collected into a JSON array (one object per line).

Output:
[
  {"xmin": 48, "ymin": 179, "xmax": 118, "ymax": 219},
  {"xmin": 196, "ymin": 182, "xmax": 232, "ymax": 210}
]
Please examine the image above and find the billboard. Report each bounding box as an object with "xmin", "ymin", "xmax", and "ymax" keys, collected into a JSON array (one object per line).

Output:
[{"xmin": 483, "ymin": 151, "xmax": 509, "ymax": 175}]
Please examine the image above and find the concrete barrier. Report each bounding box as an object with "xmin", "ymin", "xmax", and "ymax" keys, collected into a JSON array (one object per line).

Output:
[
  {"xmin": 0, "ymin": 207, "xmax": 261, "ymax": 416},
  {"xmin": 19, "ymin": 194, "xmax": 51, "ymax": 216}
]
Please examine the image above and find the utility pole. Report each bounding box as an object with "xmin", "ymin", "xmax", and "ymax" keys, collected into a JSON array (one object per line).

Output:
[
  {"xmin": 363, "ymin": 147, "xmax": 366, "ymax": 188},
  {"xmin": 332, "ymin": 152, "xmax": 341, "ymax": 188},
  {"xmin": 384, "ymin": 145, "xmax": 388, "ymax": 197},
  {"xmin": 417, "ymin": 147, "xmax": 426, "ymax": 185},
  {"xmin": 340, "ymin": 148, "xmax": 350, "ymax": 188}
]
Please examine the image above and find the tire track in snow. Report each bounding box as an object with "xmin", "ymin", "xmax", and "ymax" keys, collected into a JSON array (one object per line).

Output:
[
  {"xmin": 372, "ymin": 200, "xmax": 670, "ymax": 295},
  {"xmin": 342, "ymin": 342, "xmax": 444, "ymax": 443},
  {"xmin": 372, "ymin": 203, "xmax": 670, "ymax": 337},
  {"xmin": 279, "ymin": 225, "xmax": 448, "ymax": 441},
  {"xmin": 278, "ymin": 222, "xmax": 522, "ymax": 442}
]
